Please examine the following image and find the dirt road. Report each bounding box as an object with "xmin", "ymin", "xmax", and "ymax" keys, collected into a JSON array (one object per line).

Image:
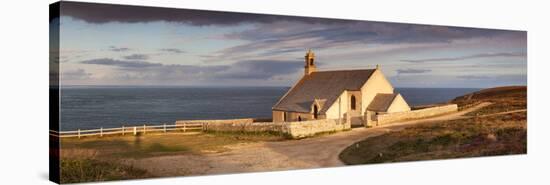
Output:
[{"xmin": 128, "ymin": 102, "xmax": 492, "ymax": 177}]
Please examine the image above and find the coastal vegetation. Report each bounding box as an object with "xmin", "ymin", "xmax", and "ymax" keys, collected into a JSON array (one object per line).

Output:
[
  {"xmin": 339, "ymin": 86, "xmax": 527, "ymax": 164},
  {"xmin": 60, "ymin": 149, "xmax": 148, "ymax": 183}
]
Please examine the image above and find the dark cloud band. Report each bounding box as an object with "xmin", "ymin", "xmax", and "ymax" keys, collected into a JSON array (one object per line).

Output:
[
  {"xmin": 81, "ymin": 58, "xmax": 161, "ymax": 68},
  {"xmin": 396, "ymin": 69, "xmax": 432, "ymax": 74},
  {"xmin": 123, "ymin": 54, "xmax": 149, "ymax": 60},
  {"xmin": 80, "ymin": 58, "xmax": 301, "ymax": 81},
  {"xmin": 57, "ymin": 1, "xmax": 351, "ymax": 26},
  {"xmin": 159, "ymin": 48, "xmax": 185, "ymax": 54},
  {"xmin": 401, "ymin": 52, "xmax": 526, "ymax": 63},
  {"xmin": 108, "ymin": 46, "xmax": 131, "ymax": 52}
]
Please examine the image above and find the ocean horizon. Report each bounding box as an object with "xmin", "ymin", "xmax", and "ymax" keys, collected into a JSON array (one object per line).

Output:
[{"xmin": 58, "ymin": 86, "xmax": 480, "ymax": 131}]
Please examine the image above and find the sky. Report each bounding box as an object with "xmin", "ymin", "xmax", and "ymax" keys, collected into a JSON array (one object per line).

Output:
[{"xmin": 51, "ymin": 2, "xmax": 527, "ymax": 88}]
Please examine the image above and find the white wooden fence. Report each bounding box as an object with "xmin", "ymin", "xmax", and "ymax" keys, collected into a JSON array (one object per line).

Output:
[{"xmin": 49, "ymin": 123, "xmax": 204, "ymax": 138}]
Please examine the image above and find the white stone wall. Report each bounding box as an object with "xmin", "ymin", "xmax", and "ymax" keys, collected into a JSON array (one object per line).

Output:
[
  {"xmin": 376, "ymin": 104, "xmax": 458, "ymax": 125},
  {"xmin": 285, "ymin": 119, "xmax": 350, "ymax": 138},
  {"xmin": 176, "ymin": 118, "xmax": 350, "ymax": 139},
  {"xmin": 176, "ymin": 118, "xmax": 284, "ymax": 133},
  {"xmin": 175, "ymin": 118, "xmax": 253, "ymax": 126}
]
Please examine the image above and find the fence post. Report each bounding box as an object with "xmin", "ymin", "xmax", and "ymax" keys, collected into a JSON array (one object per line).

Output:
[
  {"xmin": 134, "ymin": 126, "xmax": 137, "ymax": 135},
  {"xmin": 100, "ymin": 127, "xmax": 103, "ymax": 137},
  {"xmin": 143, "ymin": 124, "xmax": 146, "ymax": 135},
  {"xmin": 78, "ymin": 129, "xmax": 81, "ymax": 139},
  {"xmin": 122, "ymin": 125, "xmax": 125, "ymax": 136},
  {"xmin": 163, "ymin": 124, "xmax": 166, "ymax": 133}
]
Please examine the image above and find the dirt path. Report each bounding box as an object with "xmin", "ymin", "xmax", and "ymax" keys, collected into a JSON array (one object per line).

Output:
[
  {"xmin": 128, "ymin": 102, "xmax": 492, "ymax": 177},
  {"xmin": 473, "ymin": 109, "xmax": 527, "ymax": 118}
]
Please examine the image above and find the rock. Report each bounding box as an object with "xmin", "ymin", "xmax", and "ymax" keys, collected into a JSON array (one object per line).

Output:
[{"xmin": 486, "ymin": 133, "xmax": 497, "ymax": 142}]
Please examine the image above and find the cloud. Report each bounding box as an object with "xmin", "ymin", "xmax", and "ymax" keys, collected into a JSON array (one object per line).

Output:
[
  {"xmin": 396, "ymin": 69, "xmax": 432, "ymax": 74},
  {"xmin": 123, "ymin": 54, "xmax": 149, "ymax": 60},
  {"xmin": 456, "ymin": 75, "xmax": 491, "ymax": 80},
  {"xmin": 58, "ymin": 1, "xmax": 344, "ymax": 25},
  {"xmin": 159, "ymin": 48, "xmax": 185, "ymax": 54},
  {"xmin": 205, "ymin": 20, "xmax": 524, "ymax": 63},
  {"xmin": 401, "ymin": 52, "xmax": 526, "ymax": 63},
  {"xmin": 78, "ymin": 58, "xmax": 228, "ymax": 83},
  {"xmin": 61, "ymin": 69, "xmax": 92, "ymax": 80},
  {"xmin": 119, "ymin": 50, "xmax": 183, "ymax": 61},
  {"xmin": 57, "ymin": 1, "xmax": 527, "ymax": 87},
  {"xmin": 77, "ymin": 58, "xmax": 301, "ymax": 83},
  {"xmin": 455, "ymin": 74, "xmax": 527, "ymax": 82},
  {"xmin": 223, "ymin": 21, "xmax": 503, "ymax": 45},
  {"xmin": 455, "ymin": 74, "xmax": 527, "ymax": 86},
  {"xmin": 59, "ymin": 1, "xmax": 524, "ymax": 45},
  {"xmin": 389, "ymin": 74, "xmax": 526, "ymax": 88},
  {"xmin": 219, "ymin": 60, "xmax": 302, "ymax": 80},
  {"xmin": 81, "ymin": 58, "xmax": 162, "ymax": 68},
  {"xmin": 108, "ymin": 46, "xmax": 131, "ymax": 52},
  {"xmin": 58, "ymin": 1, "xmax": 526, "ymax": 66}
]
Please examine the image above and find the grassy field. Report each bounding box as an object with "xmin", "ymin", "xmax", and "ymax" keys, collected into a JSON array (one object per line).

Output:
[
  {"xmin": 60, "ymin": 150, "xmax": 148, "ymax": 183},
  {"xmin": 454, "ymin": 86, "xmax": 527, "ymax": 116},
  {"xmin": 59, "ymin": 131, "xmax": 286, "ymax": 183},
  {"xmin": 339, "ymin": 86, "xmax": 527, "ymax": 165}
]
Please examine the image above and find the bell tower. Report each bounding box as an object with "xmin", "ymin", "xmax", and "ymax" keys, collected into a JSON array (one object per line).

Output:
[{"xmin": 304, "ymin": 49, "xmax": 316, "ymax": 75}]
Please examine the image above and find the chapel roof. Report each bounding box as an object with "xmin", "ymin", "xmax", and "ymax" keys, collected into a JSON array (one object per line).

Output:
[
  {"xmin": 273, "ymin": 69, "xmax": 376, "ymax": 114},
  {"xmin": 367, "ymin": 93, "xmax": 398, "ymax": 112}
]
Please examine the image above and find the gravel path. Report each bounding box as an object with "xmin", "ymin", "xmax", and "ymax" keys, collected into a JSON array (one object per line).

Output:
[{"xmin": 128, "ymin": 102, "xmax": 492, "ymax": 177}]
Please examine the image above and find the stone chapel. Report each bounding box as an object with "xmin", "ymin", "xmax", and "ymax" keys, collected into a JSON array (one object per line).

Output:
[{"xmin": 272, "ymin": 50, "xmax": 411, "ymax": 125}]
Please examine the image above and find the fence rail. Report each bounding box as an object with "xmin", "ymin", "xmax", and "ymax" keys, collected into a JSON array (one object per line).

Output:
[{"xmin": 49, "ymin": 123, "xmax": 205, "ymax": 138}]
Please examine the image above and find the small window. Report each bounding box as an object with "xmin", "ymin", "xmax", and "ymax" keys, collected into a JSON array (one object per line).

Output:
[
  {"xmin": 283, "ymin": 112, "xmax": 287, "ymax": 122},
  {"xmin": 298, "ymin": 116, "xmax": 302, "ymax": 121},
  {"xmin": 351, "ymin": 95, "xmax": 356, "ymax": 110}
]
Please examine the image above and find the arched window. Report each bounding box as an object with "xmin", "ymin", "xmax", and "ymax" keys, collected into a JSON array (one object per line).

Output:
[
  {"xmin": 298, "ymin": 116, "xmax": 302, "ymax": 121},
  {"xmin": 309, "ymin": 58, "xmax": 314, "ymax": 65},
  {"xmin": 351, "ymin": 95, "xmax": 356, "ymax": 110},
  {"xmin": 313, "ymin": 105, "xmax": 318, "ymax": 119}
]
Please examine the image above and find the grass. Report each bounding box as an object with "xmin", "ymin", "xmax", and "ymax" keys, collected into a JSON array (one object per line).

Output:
[
  {"xmin": 59, "ymin": 148, "xmax": 149, "ymax": 183},
  {"xmin": 61, "ymin": 132, "xmax": 286, "ymax": 159},
  {"xmin": 453, "ymin": 86, "xmax": 526, "ymax": 115},
  {"xmin": 464, "ymin": 98, "xmax": 526, "ymax": 116},
  {"xmin": 60, "ymin": 131, "xmax": 287, "ymax": 183},
  {"xmin": 340, "ymin": 112, "xmax": 526, "ymax": 164},
  {"xmin": 60, "ymin": 158, "xmax": 148, "ymax": 184},
  {"xmin": 340, "ymin": 86, "xmax": 527, "ymax": 165}
]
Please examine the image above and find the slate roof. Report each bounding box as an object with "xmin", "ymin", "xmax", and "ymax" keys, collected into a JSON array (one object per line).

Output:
[
  {"xmin": 367, "ymin": 93, "xmax": 398, "ymax": 112},
  {"xmin": 273, "ymin": 69, "xmax": 376, "ymax": 114}
]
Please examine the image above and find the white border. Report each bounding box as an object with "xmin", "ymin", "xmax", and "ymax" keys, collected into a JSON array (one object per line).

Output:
[{"xmin": 1, "ymin": 0, "xmax": 548, "ymax": 184}]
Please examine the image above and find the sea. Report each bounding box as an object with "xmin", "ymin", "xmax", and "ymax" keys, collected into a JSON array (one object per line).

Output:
[{"xmin": 59, "ymin": 86, "xmax": 479, "ymax": 131}]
